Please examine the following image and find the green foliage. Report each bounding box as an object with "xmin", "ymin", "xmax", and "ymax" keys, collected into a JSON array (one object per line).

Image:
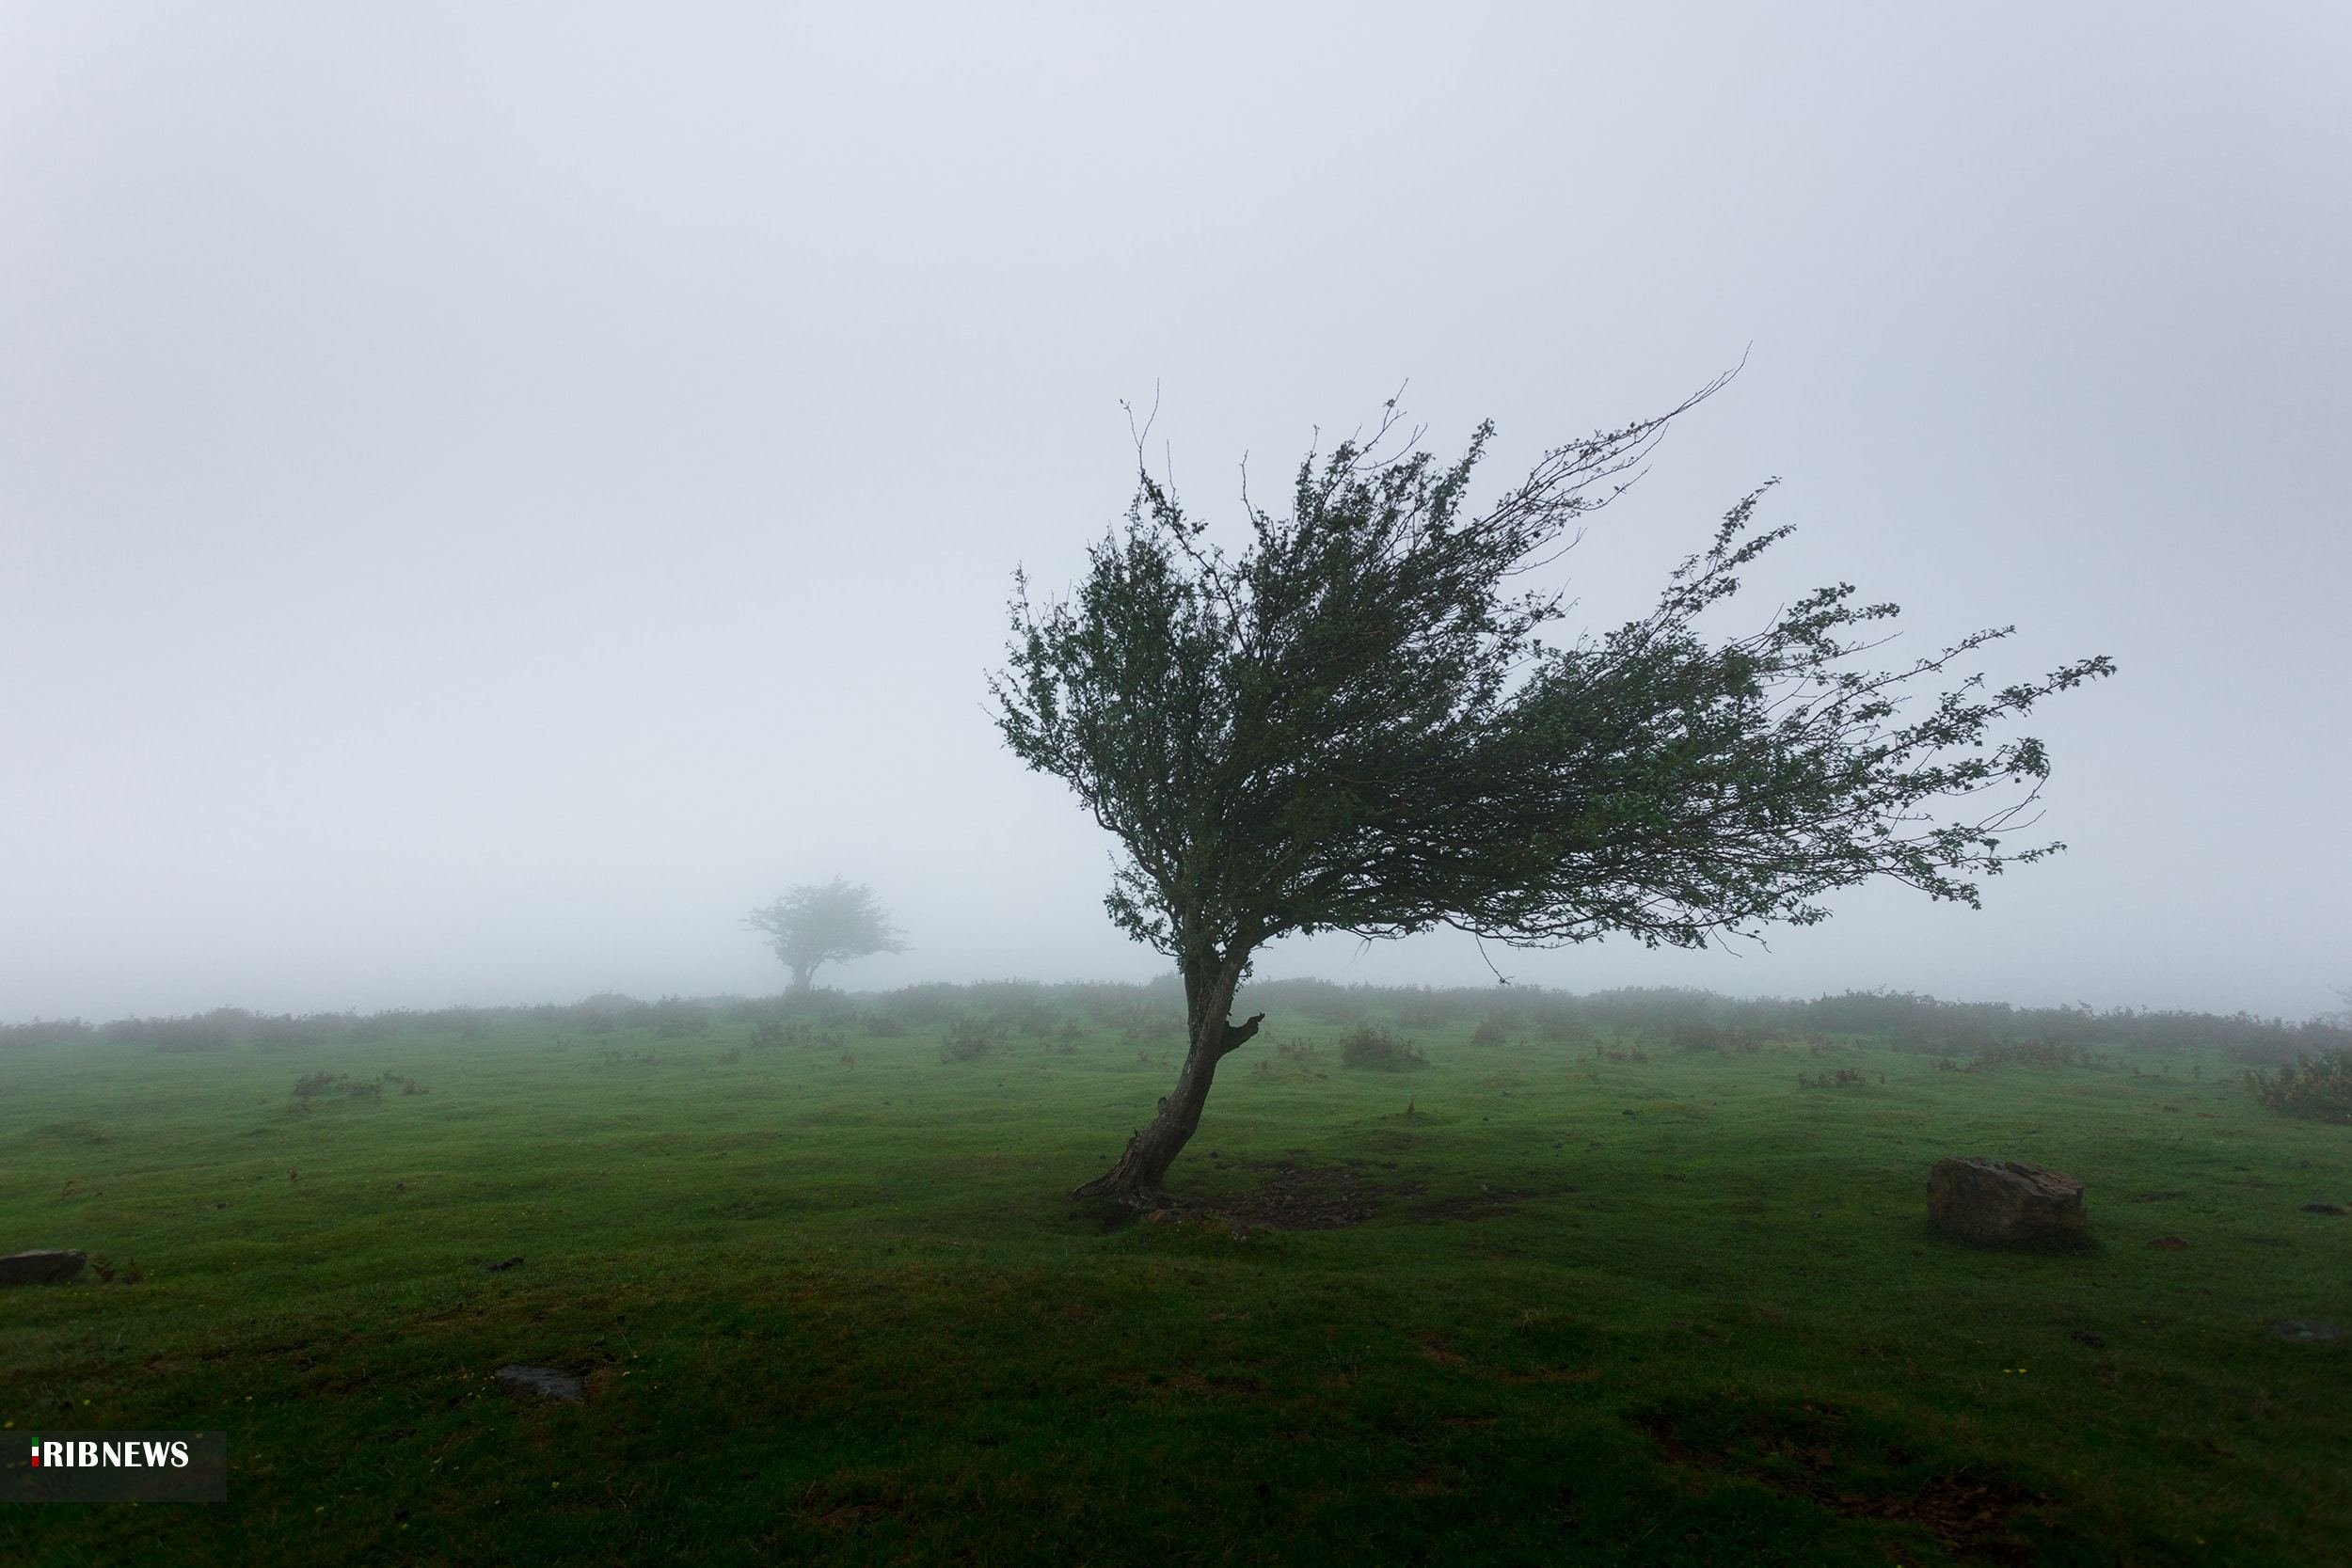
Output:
[
  {"xmin": 291, "ymin": 1071, "xmax": 382, "ymax": 1102},
  {"xmin": 742, "ymin": 879, "xmax": 906, "ymax": 990},
  {"xmin": 749, "ymin": 1020, "xmax": 840, "ymax": 1052},
  {"xmin": 939, "ymin": 1016, "xmax": 1004, "ymax": 1063},
  {"xmin": 1339, "ymin": 1026, "xmax": 1427, "ymax": 1070},
  {"xmin": 2248, "ymin": 1049, "xmax": 2352, "ymax": 1124},
  {"xmin": 1970, "ymin": 1039, "xmax": 2110, "ymax": 1071},
  {"xmin": 993, "ymin": 384, "xmax": 2113, "ymax": 979}
]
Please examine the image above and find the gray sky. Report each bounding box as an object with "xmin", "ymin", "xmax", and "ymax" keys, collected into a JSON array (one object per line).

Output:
[{"xmin": 4, "ymin": 3, "xmax": 2346, "ymax": 1022}]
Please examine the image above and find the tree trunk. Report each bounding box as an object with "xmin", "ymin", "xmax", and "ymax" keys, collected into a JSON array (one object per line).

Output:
[
  {"xmin": 789, "ymin": 961, "xmax": 817, "ymax": 992},
  {"xmin": 1073, "ymin": 952, "xmax": 1263, "ymax": 1206}
]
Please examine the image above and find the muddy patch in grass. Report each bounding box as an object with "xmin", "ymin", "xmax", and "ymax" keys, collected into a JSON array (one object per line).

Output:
[
  {"xmin": 1631, "ymin": 1394, "xmax": 2059, "ymax": 1564},
  {"xmin": 1109, "ymin": 1368, "xmax": 1269, "ymax": 1398},
  {"xmin": 1166, "ymin": 1160, "xmax": 1565, "ymax": 1231},
  {"xmin": 1213, "ymin": 1159, "xmax": 1426, "ymax": 1229},
  {"xmin": 795, "ymin": 1475, "xmax": 916, "ymax": 1531},
  {"xmin": 1406, "ymin": 1187, "xmax": 1544, "ymax": 1222}
]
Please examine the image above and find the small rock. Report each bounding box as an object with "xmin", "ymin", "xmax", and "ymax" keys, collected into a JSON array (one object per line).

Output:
[
  {"xmin": 2268, "ymin": 1320, "xmax": 2346, "ymax": 1344},
  {"xmin": 1927, "ymin": 1158, "xmax": 2088, "ymax": 1247},
  {"xmin": 2299, "ymin": 1203, "xmax": 2344, "ymax": 1216},
  {"xmin": 486, "ymin": 1256, "xmax": 523, "ymax": 1272},
  {"xmin": 493, "ymin": 1365, "xmax": 584, "ymax": 1402},
  {"xmin": 0, "ymin": 1250, "xmax": 87, "ymax": 1286},
  {"xmin": 2148, "ymin": 1235, "xmax": 2188, "ymax": 1251}
]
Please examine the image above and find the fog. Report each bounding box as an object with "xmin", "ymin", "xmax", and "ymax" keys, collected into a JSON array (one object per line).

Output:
[{"xmin": 3, "ymin": 4, "xmax": 2345, "ymax": 1023}]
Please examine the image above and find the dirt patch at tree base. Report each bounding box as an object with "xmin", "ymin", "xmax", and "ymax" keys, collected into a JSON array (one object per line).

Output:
[
  {"xmin": 1144, "ymin": 1159, "xmax": 1568, "ymax": 1231},
  {"xmin": 1211, "ymin": 1159, "xmax": 1427, "ymax": 1229}
]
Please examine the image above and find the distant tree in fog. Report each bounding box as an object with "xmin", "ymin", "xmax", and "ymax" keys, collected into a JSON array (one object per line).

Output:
[
  {"xmin": 993, "ymin": 378, "xmax": 2114, "ymax": 1204},
  {"xmin": 743, "ymin": 879, "xmax": 905, "ymax": 991}
]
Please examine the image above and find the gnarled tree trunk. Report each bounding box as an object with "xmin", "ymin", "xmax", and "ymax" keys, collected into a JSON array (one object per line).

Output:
[{"xmin": 1073, "ymin": 953, "xmax": 1263, "ymax": 1206}]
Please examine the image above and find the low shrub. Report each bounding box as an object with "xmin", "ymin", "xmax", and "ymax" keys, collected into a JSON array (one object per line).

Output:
[
  {"xmin": 751, "ymin": 1021, "xmax": 841, "ymax": 1051},
  {"xmin": 1969, "ymin": 1038, "xmax": 2109, "ymax": 1070},
  {"xmin": 1341, "ymin": 1027, "xmax": 1427, "ymax": 1071},
  {"xmin": 940, "ymin": 1016, "xmax": 1004, "ymax": 1063},
  {"xmin": 1399, "ymin": 990, "xmax": 1478, "ymax": 1029},
  {"xmin": 292, "ymin": 1072, "xmax": 383, "ymax": 1103},
  {"xmin": 648, "ymin": 997, "xmax": 713, "ymax": 1037},
  {"xmin": 2248, "ymin": 1050, "xmax": 2352, "ymax": 1124},
  {"xmin": 0, "ymin": 1018, "xmax": 95, "ymax": 1050}
]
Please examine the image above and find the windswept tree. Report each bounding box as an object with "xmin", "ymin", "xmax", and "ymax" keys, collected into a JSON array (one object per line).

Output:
[
  {"xmin": 993, "ymin": 378, "xmax": 2113, "ymax": 1204},
  {"xmin": 743, "ymin": 879, "xmax": 906, "ymax": 991}
]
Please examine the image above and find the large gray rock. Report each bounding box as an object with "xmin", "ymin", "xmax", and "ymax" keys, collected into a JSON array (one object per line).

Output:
[
  {"xmin": 0, "ymin": 1250, "xmax": 86, "ymax": 1286},
  {"xmin": 493, "ymin": 1365, "xmax": 584, "ymax": 1402},
  {"xmin": 2269, "ymin": 1320, "xmax": 2345, "ymax": 1344},
  {"xmin": 1929, "ymin": 1158, "xmax": 2088, "ymax": 1246}
]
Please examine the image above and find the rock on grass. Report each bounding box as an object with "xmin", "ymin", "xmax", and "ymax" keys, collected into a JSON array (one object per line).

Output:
[
  {"xmin": 0, "ymin": 1250, "xmax": 87, "ymax": 1286},
  {"xmin": 493, "ymin": 1366, "xmax": 585, "ymax": 1402},
  {"xmin": 1927, "ymin": 1158, "xmax": 2088, "ymax": 1247}
]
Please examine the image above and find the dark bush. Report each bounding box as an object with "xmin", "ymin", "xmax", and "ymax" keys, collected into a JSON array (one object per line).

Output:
[
  {"xmin": 2248, "ymin": 1050, "xmax": 2352, "ymax": 1124},
  {"xmin": 750, "ymin": 1020, "xmax": 839, "ymax": 1051},
  {"xmin": 292, "ymin": 1072, "xmax": 383, "ymax": 1102},
  {"xmin": 1340, "ymin": 1027, "xmax": 1426, "ymax": 1071},
  {"xmin": 0, "ymin": 1018, "xmax": 95, "ymax": 1050},
  {"xmin": 648, "ymin": 997, "xmax": 713, "ymax": 1037},
  {"xmin": 1399, "ymin": 990, "xmax": 1478, "ymax": 1028},
  {"xmin": 1969, "ymin": 1038, "xmax": 2109, "ymax": 1070},
  {"xmin": 248, "ymin": 1014, "xmax": 335, "ymax": 1051},
  {"xmin": 941, "ymin": 1016, "xmax": 1004, "ymax": 1063},
  {"xmin": 1667, "ymin": 1021, "xmax": 1726, "ymax": 1052},
  {"xmin": 348, "ymin": 1008, "xmax": 421, "ymax": 1042}
]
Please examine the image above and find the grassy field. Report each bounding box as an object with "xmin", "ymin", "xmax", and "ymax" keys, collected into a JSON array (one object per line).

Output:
[{"xmin": 2, "ymin": 989, "xmax": 2346, "ymax": 1566}]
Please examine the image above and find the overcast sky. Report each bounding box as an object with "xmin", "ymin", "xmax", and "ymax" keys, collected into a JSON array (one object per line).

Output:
[{"xmin": 3, "ymin": 3, "xmax": 2346, "ymax": 1023}]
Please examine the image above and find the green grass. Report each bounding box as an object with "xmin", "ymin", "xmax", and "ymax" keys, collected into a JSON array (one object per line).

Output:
[{"xmin": 2, "ymin": 1004, "xmax": 2347, "ymax": 1565}]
